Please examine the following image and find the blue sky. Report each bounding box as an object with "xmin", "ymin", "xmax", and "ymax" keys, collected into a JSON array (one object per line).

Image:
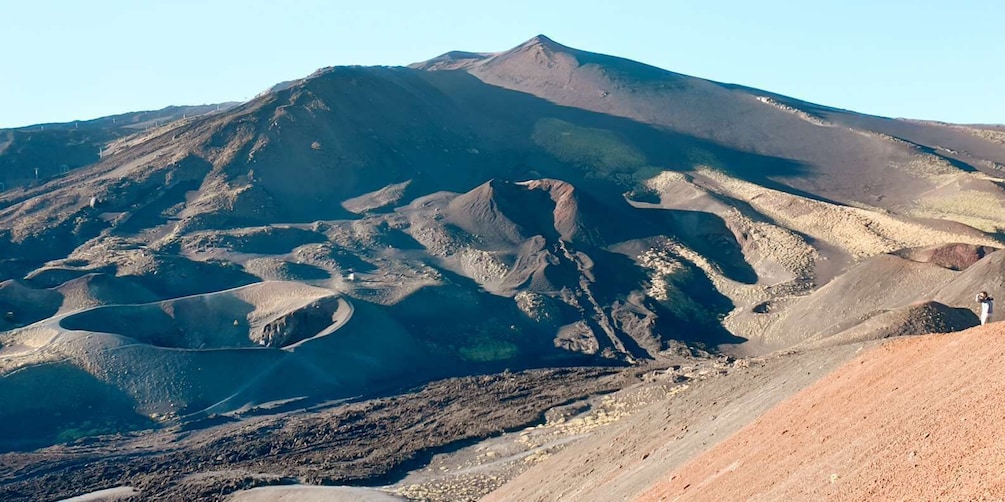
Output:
[{"xmin": 1, "ymin": 0, "xmax": 1002, "ymax": 128}]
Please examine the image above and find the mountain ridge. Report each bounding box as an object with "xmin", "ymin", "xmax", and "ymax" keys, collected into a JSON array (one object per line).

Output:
[{"xmin": 1, "ymin": 34, "xmax": 1005, "ymax": 501}]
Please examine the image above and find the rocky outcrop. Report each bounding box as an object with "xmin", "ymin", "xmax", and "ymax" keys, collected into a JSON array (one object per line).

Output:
[{"xmin": 255, "ymin": 296, "xmax": 342, "ymax": 348}]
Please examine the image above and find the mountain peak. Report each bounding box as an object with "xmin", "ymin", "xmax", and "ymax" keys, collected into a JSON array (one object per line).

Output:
[
  {"xmin": 519, "ymin": 34, "xmax": 568, "ymax": 51},
  {"xmin": 409, "ymin": 35, "xmax": 575, "ymax": 72},
  {"xmin": 527, "ymin": 34, "xmax": 555, "ymax": 44}
]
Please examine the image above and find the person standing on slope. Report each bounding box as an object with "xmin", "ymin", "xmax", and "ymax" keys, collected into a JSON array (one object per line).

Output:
[{"xmin": 976, "ymin": 291, "xmax": 994, "ymax": 325}]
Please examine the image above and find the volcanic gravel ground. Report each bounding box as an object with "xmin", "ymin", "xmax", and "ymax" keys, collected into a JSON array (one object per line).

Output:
[{"xmin": 0, "ymin": 366, "xmax": 632, "ymax": 501}]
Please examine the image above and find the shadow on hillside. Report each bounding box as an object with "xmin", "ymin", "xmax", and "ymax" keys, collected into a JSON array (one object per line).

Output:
[
  {"xmin": 0, "ymin": 362, "xmax": 152, "ymax": 453},
  {"xmin": 410, "ymin": 68, "xmax": 818, "ymax": 200},
  {"xmin": 645, "ymin": 209, "xmax": 758, "ymax": 285}
]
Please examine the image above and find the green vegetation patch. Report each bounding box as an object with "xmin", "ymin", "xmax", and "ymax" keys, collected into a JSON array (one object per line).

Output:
[
  {"xmin": 532, "ymin": 118, "xmax": 661, "ymax": 183},
  {"xmin": 457, "ymin": 336, "xmax": 520, "ymax": 362},
  {"xmin": 0, "ymin": 362, "xmax": 153, "ymax": 451},
  {"xmin": 912, "ymin": 191, "xmax": 1005, "ymax": 234}
]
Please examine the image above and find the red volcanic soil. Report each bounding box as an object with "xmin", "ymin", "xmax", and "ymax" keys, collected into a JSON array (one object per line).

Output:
[{"xmin": 641, "ymin": 323, "xmax": 1005, "ymax": 501}]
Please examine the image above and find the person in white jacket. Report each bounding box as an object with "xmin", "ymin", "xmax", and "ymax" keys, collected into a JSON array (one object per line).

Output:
[{"xmin": 977, "ymin": 291, "xmax": 994, "ymax": 325}]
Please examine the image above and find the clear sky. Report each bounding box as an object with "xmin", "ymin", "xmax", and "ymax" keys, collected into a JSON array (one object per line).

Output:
[{"xmin": 1, "ymin": 0, "xmax": 1002, "ymax": 128}]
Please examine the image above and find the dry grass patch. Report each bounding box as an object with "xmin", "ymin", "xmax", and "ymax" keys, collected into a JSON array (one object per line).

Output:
[
  {"xmin": 912, "ymin": 190, "xmax": 1005, "ymax": 234},
  {"xmin": 643, "ymin": 171, "xmax": 817, "ymax": 283},
  {"xmin": 698, "ymin": 167, "xmax": 1001, "ymax": 257}
]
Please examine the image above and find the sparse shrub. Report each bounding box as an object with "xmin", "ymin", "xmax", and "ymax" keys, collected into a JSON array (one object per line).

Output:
[{"xmin": 458, "ymin": 337, "xmax": 519, "ymax": 362}]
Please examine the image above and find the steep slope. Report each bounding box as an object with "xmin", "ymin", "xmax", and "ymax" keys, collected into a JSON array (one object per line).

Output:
[
  {"xmin": 420, "ymin": 35, "xmax": 1005, "ymax": 226},
  {"xmin": 0, "ymin": 104, "xmax": 236, "ymax": 191},
  {"xmin": 935, "ymin": 248, "xmax": 1005, "ymax": 306},
  {"xmin": 641, "ymin": 325, "xmax": 1005, "ymax": 501},
  {"xmin": 483, "ymin": 326, "xmax": 1003, "ymax": 502},
  {"xmin": 481, "ymin": 343, "xmax": 867, "ymax": 502},
  {"xmin": 444, "ymin": 178, "xmax": 630, "ymax": 248}
]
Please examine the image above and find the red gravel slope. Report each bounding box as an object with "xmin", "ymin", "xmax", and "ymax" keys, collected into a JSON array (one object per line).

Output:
[{"xmin": 640, "ymin": 324, "xmax": 1005, "ymax": 501}]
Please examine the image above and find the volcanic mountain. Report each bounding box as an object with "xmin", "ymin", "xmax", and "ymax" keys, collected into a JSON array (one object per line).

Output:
[{"xmin": 1, "ymin": 35, "xmax": 1004, "ymax": 500}]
